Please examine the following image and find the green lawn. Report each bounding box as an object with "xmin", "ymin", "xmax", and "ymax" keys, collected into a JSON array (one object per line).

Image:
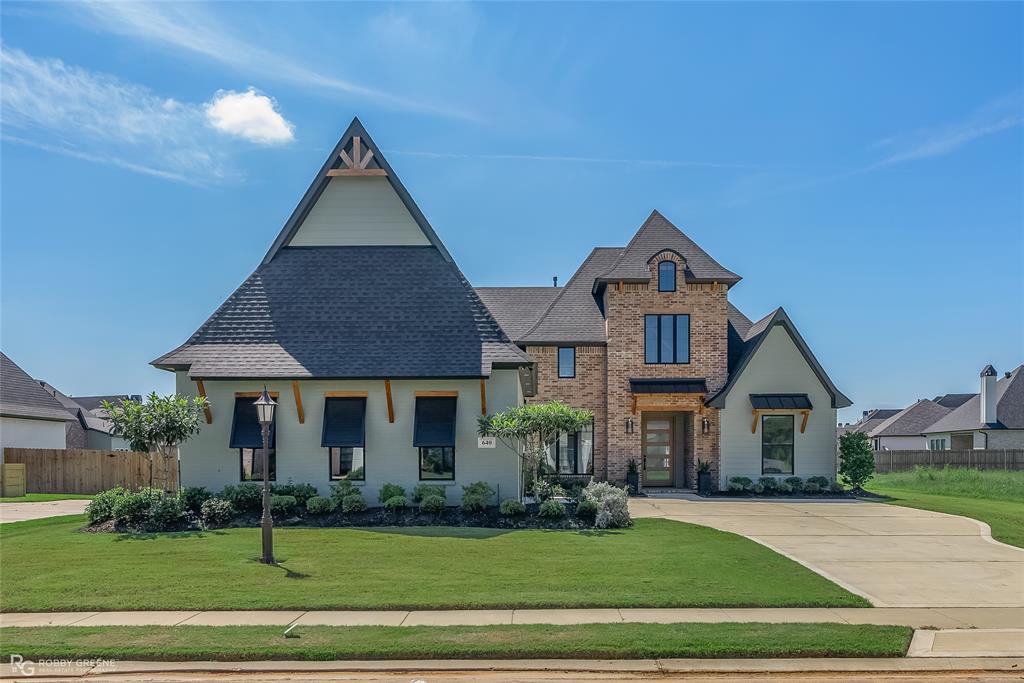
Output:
[
  {"xmin": 0, "ymin": 623, "xmax": 912, "ymax": 661},
  {"xmin": 0, "ymin": 516, "xmax": 868, "ymax": 611},
  {"xmin": 866, "ymin": 468, "xmax": 1024, "ymax": 548},
  {"xmin": 0, "ymin": 493, "xmax": 93, "ymax": 503}
]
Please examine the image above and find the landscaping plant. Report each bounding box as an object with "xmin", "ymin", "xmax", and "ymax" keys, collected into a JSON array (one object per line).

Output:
[
  {"xmin": 537, "ymin": 498, "xmax": 566, "ymax": 518},
  {"xmin": 305, "ymin": 496, "xmax": 335, "ymax": 515},
  {"xmin": 499, "ymin": 499, "xmax": 526, "ymax": 516},
  {"xmin": 200, "ymin": 498, "xmax": 235, "ymax": 528},
  {"xmin": 177, "ymin": 487, "xmax": 211, "ymax": 515},
  {"xmin": 341, "ymin": 492, "xmax": 368, "ymax": 513},
  {"xmin": 383, "ymin": 495, "xmax": 409, "ymax": 512},
  {"xmin": 461, "ymin": 481, "xmax": 495, "ymax": 512},
  {"xmin": 838, "ymin": 431, "xmax": 875, "ymax": 491},
  {"xmin": 419, "ymin": 495, "xmax": 446, "ymax": 515},
  {"xmin": 378, "ymin": 483, "xmax": 406, "ymax": 504},
  {"xmin": 412, "ymin": 483, "xmax": 446, "ymax": 503},
  {"xmin": 85, "ymin": 487, "xmax": 128, "ymax": 524},
  {"xmin": 269, "ymin": 495, "xmax": 298, "ymax": 516},
  {"xmin": 581, "ymin": 481, "xmax": 631, "ymax": 528}
]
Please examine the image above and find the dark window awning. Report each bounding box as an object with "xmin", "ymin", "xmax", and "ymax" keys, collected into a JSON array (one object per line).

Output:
[
  {"xmin": 322, "ymin": 397, "xmax": 366, "ymax": 448},
  {"xmin": 229, "ymin": 396, "xmax": 276, "ymax": 449},
  {"xmin": 630, "ymin": 378, "xmax": 708, "ymax": 394},
  {"xmin": 414, "ymin": 396, "xmax": 457, "ymax": 447},
  {"xmin": 750, "ymin": 394, "xmax": 813, "ymax": 410}
]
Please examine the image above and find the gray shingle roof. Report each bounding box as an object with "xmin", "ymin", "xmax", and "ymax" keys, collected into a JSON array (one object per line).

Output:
[
  {"xmin": 933, "ymin": 393, "xmax": 975, "ymax": 409},
  {"xmin": 475, "ymin": 287, "xmax": 561, "ymax": 342},
  {"xmin": 0, "ymin": 353, "xmax": 75, "ymax": 422},
  {"xmin": 38, "ymin": 383, "xmax": 125, "ymax": 434},
  {"xmin": 924, "ymin": 365, "xmax": 1024, "ymax": 432},
  {"xmin": 153, "ymin": 246, "xmax": 529, "ymax": 378},
  {"xmin": 518, "ymin": 248, "xmax": 624, "ymax": 344},
  {"xmin": 868, "ymin": 399, "xmax": 951, "ymax": 438},
  {"xmin": 595, "ymin": 210, "xmax": 741, "ymax": 286}
]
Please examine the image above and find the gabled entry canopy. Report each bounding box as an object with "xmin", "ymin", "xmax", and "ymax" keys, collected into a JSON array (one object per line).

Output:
[{"xmin": 262, "ymin": 117, "xmax": 454, "ymax": 264}]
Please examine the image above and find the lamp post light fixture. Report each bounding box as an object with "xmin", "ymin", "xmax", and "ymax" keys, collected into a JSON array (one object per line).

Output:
[{"xmin": 255, "ymin": 387, "xmax": 277, "ymax": 565}]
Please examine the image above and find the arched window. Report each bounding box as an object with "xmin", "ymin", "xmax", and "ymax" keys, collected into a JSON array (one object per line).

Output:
[{"xmin": 658, "ymin": 260, "xmax": 676, "ymax": 292}]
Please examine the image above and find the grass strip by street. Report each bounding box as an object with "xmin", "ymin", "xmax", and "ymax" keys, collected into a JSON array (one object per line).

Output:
[
  {"xmin": 0, "ymin": 517, "xmax": 868, "ymax": 611},
  {"xmin": 0, "ymin": 493, "xmax": 93, "ymax": 503},
  {"xmin": 866, "ymin": 468, "xmax": 1024, "ymax": 548},
  {"xmin": 0, "ymin": 623, "xmax": 913, "ymax": 661}
]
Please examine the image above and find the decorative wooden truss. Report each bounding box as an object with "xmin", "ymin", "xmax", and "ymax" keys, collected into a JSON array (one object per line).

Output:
[{"xmin": 326, "ymin": 136, "xmax": 386, "ymax": 177}]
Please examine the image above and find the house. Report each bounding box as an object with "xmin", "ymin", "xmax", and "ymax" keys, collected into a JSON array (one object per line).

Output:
[
  {"xmin": 0, "ymin": 352, "xmax": 74, "ymax": 456},
  {"xmin": 37, "ymin": 383, "xmax": 137, "ymax": 450},
  {"xmin": 866, "ymin": 399, "xmax": 952, "ymax": 451},
  {"xmin": 837, "ymin": 408, "xmax": 901, "ymax": 440},
  {"xmin": 152, "ymin": 119, "xmax": 531, "ymax": 503},
  {"xmin": 154, "ymin": 118, "xmax": 851, "ymax": 496},
  {"xmin": 478, "ymin": 213, "xmax": 852, "ymax": 489},
  {"xmin": 922, "ymin": 365, "xmax": 1024, "ymax": 449}
]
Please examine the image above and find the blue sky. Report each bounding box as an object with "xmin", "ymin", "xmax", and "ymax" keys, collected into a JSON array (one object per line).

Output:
[{"xmin": 1, "ymin": 2, "xmax": 1021, "ymax": 423}]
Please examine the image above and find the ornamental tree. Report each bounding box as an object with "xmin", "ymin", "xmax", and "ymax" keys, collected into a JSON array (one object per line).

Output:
[
  {"xmin": 103, "ymin": 392, "xmax": 209, "ymax": 492},
  {"xmin": 478, "ymin": 401, "xmax": 593, "ymax": 500},
  {"xmin": 838, "ymin": 431, "xmax": 875, "ymax": 491}
]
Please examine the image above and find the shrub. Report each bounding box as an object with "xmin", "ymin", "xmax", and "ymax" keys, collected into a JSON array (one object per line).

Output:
[
  {"xmin": 839, "ymin": 431, "xmax": 875, "ymax": 490},
  {"xmin": 575, "ymin": 498, "xmax": 598, "ymax": 522},
  {"xmin": 728, "ymin": 476, "xmax": 753, "ymax": 493},
  {"xmin": 806, "ymin": 476, "xmax": 830, "ymax": 489},
  {"xmin": 305, "ymin": 495, "xmax": 335, "ymax": 515},
  {"xmin": 200, "ymin": 498, "xmax": 235, "ymax": 528},
  {"xmin": 829, "ymin": 481, "xmax": 845, "ymax": 494},
  {"xmin": 784, "ymin": 476, "xmax": 804, "ymax": 493},
  {"xmin": 341, "ymin": 492, "xmax": 368, "ymax": 513},
  {"xmin": 419, "ymin": 495, "xmax": 446, "ymax": 515},
  {"xmin": 148, "ymin": 495, "xmax": 185, "ymax": 531},
  {"xmin": 177, "ymin": 486, "xmax": 211, "ymax": 515},
  {"xmin": 499, "ymin": 499, "xmax": 526, "ymax": 516},
  {"xmin": 273, "ymin": 483, "xmax": 317, "ymax": 505},
  {"xmin": 752, "ymin": 483, "xmax": 764, "ymax": 494},
  {"xmin": 461, "ymin": 481, "xmax": 495, "ymax": 513},
  {"xmin": 219, "ymin": 484, "xmax": 263, "ymax": 513},
  {"xmin": 270, "ymin": 494, "xmax": 298, "ymax": 516},
  {"xmin": 803, "ymin": 481, "xmax": 821, "ymax": 494},
  {"xmin": 758, "ymin": 477, "xmax": 779, "ymax": 493},
  {"xmin": 532, "ymin": 479, "xmax": 566, "ymax": 502},
  {"xmin": 412, "ymin": 483, "xmax": 446, "ymax": 503},
  {"xmin": 86, "ymin": 487, "xmax": 128, "ymax": 523},
  {"xmin": 111, "ymin": 488, "xmax": 164, "ymax": 529},
  {"xmin": 538, "ymin": 498, "xmax": 566, "ymax": 518},
  {"xmin": 378, "ymin": 483, "xmax": 406, "ymax": 504},
  {"xmin": 329, "ymin": 480, "xmax": 358, "ymax": 506},
  {"xmin": 777, "ymin": 481, "xmax": 793, "ymax": 494},
  {"xmin": 581, "ymin": 481, "xmax": 631, "ymax": 529},
  {"xmin": 384, "ymin": 495, "xmax": 409, "ymax": 512}
]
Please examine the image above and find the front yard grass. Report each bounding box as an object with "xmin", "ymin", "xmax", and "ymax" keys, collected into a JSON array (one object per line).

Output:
[
  {"xmin": 0, "ymin": 493, "xmax": 93, "ymax": 503},
  {"xmin": 0, "ymin": 516, "xmax": 868, "ymax": 611},
  {"xmin": 866, "ymin": 468, "xmax": 1024, "ymax": 548},
  {"xmin": 0, "ymin": 623, "xmax": 913, "ymax": 661}
]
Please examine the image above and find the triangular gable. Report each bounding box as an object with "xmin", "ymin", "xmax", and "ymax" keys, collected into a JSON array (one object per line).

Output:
[
  {"xmin": 706, "ymin": 307, "xmax": 852, "ymax": 409},
  {"xmin": 262, "ymin": 117, "xmax": 452, "ymax": 264}
]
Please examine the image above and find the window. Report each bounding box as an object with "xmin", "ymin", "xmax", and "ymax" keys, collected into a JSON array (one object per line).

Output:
[
  {"xmin": 761, "ymin": 414, "xmax": 794, "ymax": 475},
  {"xmin": 322, "ymin": 397, "xmax": 366, "ymax": 481},
  {"xmin": 419, "ymin": 447, "xmax": 455, "ymax": 480},
  {"xmin": 644, "ymin": 314, "xmax": 690, "ymax": 364},
  {"xmin": 240, "ymin": 447, "xmax": 276, "ymax": 481},
  {"xmin": 542, "ymin": 421, "xmax": 595, "ymax": 475},
  {"xmin": 658, "ymin": 260, "xmax": 676, "ymax": 292},
  {"xmin": 929, "ymin": 438, "xmax": 947, "ymax": 451},
  {"xmin": 557, "ymin": 347, "xmax": 575, "ymax": 378}
]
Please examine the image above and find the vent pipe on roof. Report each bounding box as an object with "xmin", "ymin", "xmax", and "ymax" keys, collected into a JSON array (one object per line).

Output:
[
  {"xmin": 981, "ymin": 364, "xmax": 998, "ymax": 426},
  {"xmin": 553, "ymin": 276, "xmax": 558, "ymax": 287}
]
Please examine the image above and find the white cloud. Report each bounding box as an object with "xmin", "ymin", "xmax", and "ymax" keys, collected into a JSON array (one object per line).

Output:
[
  {"xmin": 205, "ymin": 89, "xmax": 294, "ymax": 145},
  {"xmin": 0, "ymin": 45, "xmax": 293, "ymax": 184}
]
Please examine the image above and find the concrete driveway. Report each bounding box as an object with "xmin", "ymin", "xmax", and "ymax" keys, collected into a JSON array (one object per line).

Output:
[
  {"xmin": 630, "ymin": 496, "xmax": 1024, "ymax": 608},
  {"xmin": 0, "ymin": 499, "xmax": 90, "ymax": 523}
]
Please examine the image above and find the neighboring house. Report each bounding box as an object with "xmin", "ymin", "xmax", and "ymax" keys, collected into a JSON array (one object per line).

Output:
[
  {"xmin": 37, "ymin": 384, "xmax": 137, "ymax": 450},
  {"xmin": 152, "ymin": 119, "xmax": 531, "ymax": 503},
  {"xmin": 837, "ymin": 408, "xmax": 902, "ymax": 440},
  {"xmin": 0, "ymin": 352, "xmax": 74, "ymax": 457},
  {"xmin": 866, "ymin": 399, "xmax": 952, "ymax": 451},
  {"xmin": 478, "ymin": 213, "xmax": 851, "ymax": 489},
  {"xmin": 922, "ymin": 365, "xmax": 1024, "ymax": 450}
]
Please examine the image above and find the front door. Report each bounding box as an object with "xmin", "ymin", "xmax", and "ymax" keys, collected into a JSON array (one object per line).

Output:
[{"xmin": 642, "ymin": 413, "xmax": 673, "ymax": 486}]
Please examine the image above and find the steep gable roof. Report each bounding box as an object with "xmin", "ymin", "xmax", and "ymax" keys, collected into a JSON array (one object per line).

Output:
[
  {"xmin": 708, "ymin": 307, "xmax": 852, "ymax": 409},
  {"xmin": 594, "ymin": 210, "xmax": 741, "ymax": 289},
  {"xmin": 933, "ymin": 393, "xmax": 976, "ymax": 409},
  {"xmin": 924, "ymin": 365, "xmax": 1024, "ymax": 432},
  {"xmin": 0, "ymin": 352, "xmax": 75, "ymax": 422},
  {"xmin": 868, "ymin": 399, "xmax": 950, "ymax": 438},
  {"xmin": 475, "ymin": 287, "xmax": 562, "ymax": 342},
  {"xmin": 38, "ymin": 382, "xmax": 116, "ymax": 434}
]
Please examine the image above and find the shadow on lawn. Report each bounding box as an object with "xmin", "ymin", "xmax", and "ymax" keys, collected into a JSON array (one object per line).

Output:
[
  {"xmin": 363, "ymin": 526, "xmax": 625, "ymax": 540},
  {"xmin": 112, "ymin": 529, "xmax": 228, "ymax": 542}
]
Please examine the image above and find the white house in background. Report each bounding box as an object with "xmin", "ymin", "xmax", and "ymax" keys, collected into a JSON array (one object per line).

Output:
[
  {"xmin": 866, "ymin": 399, "xmax": 951, "ymax": 451},
  {"xmin": 38, "ymin": 383, "xmax": 137, "ymax": 451},
  {"xmin": 0, "ymin": 352, "xmax": 74, "ymax": 456},
  {"xmin": 922, "ymin": 364, "xmax": 1024, "ymax": 450}
]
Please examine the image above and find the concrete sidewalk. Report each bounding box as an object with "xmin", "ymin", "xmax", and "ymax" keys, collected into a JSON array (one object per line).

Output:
[
  {"xmin": 2, "ymin": 606, "xmax": 1020, "ymax": 629},
  {"xmin": 0, "ymin": 499, "xmax": 89, "ymax": 523}
]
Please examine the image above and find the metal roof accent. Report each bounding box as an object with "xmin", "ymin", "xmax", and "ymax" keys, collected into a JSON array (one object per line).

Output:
[
  {"xmin": 749, "ymin": 394, "xmax": 813, "ymax": 410},
  {"xmin": 630, "ymin": 378, "xmax": 708, "ymax": 394}
]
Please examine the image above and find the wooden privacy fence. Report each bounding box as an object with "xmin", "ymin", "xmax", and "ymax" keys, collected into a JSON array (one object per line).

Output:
[
  {"xmin": 1, "ymin": 448, "xmax": 177, "ymax": 494},
  {"xmin": 873, "ymin": 449, "xmax": 1024, "ymax": 473}
]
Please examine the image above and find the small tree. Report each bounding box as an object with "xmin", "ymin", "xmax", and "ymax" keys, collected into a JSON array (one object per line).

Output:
[
  {"xmin": 478, "ymin": 401, "xmax": 593, "ymax": 500},
  {"xmin": 838, "ymin": 431, "xmax": 875, "ymax": 491},
  {"xmin": 103, "ymin": 392, "xmax": 209, "ymax": 492}
]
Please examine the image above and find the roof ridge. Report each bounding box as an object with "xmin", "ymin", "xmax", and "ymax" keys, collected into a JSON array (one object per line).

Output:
[
  {"xmin": 598, "ymin": 210, "xmax": 662, "ymax": 279},
  {"xmin": 519, "ymin": 247, "xmax": 609, "ymax": 341}
]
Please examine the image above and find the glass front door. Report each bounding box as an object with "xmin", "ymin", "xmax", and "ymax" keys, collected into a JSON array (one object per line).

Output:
[{"xmin": 642, "ymin": 414, "xmax": 673, "ymax": 486}]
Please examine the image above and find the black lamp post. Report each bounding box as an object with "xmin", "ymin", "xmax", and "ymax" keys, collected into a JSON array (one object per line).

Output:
[{"xmin": 255, "ymin": 388, "xmax": 277, "ymax": 564}]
